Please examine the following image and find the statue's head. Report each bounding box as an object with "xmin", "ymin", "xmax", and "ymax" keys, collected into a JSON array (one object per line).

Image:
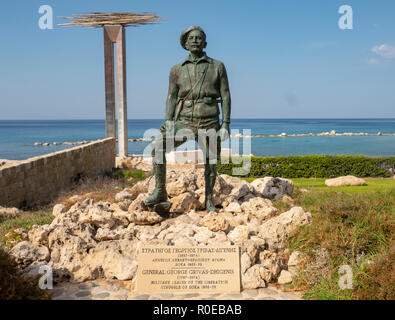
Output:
[{"xmin": 180, "ymin": 26, "xmax": 207, "ymax": 54}]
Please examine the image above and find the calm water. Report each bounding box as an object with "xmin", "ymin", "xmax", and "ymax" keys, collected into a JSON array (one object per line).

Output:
[{"xmin": 0, "ymin": 119, "xmax": 394, "ymax": 160}]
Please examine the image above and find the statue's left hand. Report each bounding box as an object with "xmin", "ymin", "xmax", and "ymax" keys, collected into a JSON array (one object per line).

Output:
[
  {"xmin": 159, "ymin": 120, "xmax": 174, "ymax": 133},
  {"xmin": 219, "ymin": 122, "xmax": 230, "ymax": 141}
]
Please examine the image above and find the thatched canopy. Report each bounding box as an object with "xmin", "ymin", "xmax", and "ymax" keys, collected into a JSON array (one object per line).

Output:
[{"xmin": 58, "ymin": 12, "xmax": 162, "ymax": 28}]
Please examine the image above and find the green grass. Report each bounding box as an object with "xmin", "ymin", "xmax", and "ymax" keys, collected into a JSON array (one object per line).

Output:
[
  {"xmin": 244, "ymin": 177, "xmax": 395, "ymax": 194},
  {"xmin": 249, "ymin": 177, "xmax": 394, "ymax": 300},
  {"xmin": 291, "ymin": 178, "xmax": 395, "ymax": 194},
  {"xmin": 0, "ymin": 207, "xmax": 53, "ymax": 249}
]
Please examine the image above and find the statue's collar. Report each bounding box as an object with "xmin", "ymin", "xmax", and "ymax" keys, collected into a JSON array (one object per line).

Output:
[{"xmin": 182, "ymin": 52, "xmax": 212, "ymax": 65}]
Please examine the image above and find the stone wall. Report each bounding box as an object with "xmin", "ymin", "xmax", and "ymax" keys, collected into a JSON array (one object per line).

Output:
[{"xmin": 0, "ymin": 138, "xmax": 116, "ymax": 208}]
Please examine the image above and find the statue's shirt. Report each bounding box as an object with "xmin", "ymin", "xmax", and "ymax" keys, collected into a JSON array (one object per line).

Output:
[{"xmin": 170, "ymin": 52, "xmax": 230, "ymax": 119}]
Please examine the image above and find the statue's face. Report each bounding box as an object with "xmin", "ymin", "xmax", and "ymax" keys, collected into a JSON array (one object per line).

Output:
[{"xmin": 185, "ymin": 30, "xmax": 206, "ymax": 54}]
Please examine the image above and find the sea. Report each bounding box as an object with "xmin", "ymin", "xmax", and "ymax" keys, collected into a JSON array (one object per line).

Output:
[{"xmin": 0, "ymin": 119, "xmax": 394, "ymax": 160}]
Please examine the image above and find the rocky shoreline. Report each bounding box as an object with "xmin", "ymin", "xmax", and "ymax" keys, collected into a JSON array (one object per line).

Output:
[
  {"xmin": 8, "ymin": 167, "xmax": 309, "ymax": 290},
  {"xmin": 31, "ymin": 130, "xmax": 395, "ymax": 146}
]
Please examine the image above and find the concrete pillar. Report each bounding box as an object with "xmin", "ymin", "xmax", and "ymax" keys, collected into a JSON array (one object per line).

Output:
[
  {"xmin": 103, "ymin": 26, "xmax": 116, "ymax": 138},
  {"xmin": 103, "ymin": 25, "xmax": 128, "ymax": 157},
  {"xmin": 116, "ymin": 26, "xmax": 128, "ymax": 158}
]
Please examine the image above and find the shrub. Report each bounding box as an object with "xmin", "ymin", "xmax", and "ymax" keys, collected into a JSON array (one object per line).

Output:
[
  {"xmin": 217, "ymin": 155, "xmax": 395, "ymax": 178},
  {"xmin": 0, "ymin": 246, "xmax": 51, "ymax": 300}
]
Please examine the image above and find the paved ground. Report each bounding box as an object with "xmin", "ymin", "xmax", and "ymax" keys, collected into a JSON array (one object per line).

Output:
[{"xmin": 51, "ymin": 280, "xmax": 303, "ymax": 300}]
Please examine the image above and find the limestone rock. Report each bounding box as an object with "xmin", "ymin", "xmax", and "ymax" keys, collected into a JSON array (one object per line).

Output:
[
  {"xmin": 224, "ymin": 202, "xmax": 242, "ymax": 213},
  {"xmin": 277, "ymin": 270, "xmax": 293, "ymax": 284},
  {"xmin": 128, "ymin": 193, "xmax": 149, "ymax": 213},
  {"xmin": 251, "ymin": 177, "xmax": 294, "ymax": 200},
  {"xmin": 230, "ymin": 182, "xmax": 251, "ymax": 200},
  {"xmin": 95, "ymin": 228, "xmax": 123, "ymax": 241},
  {"xmin": 241, "ymin": 252, "xmax": 252, "ymax": 274},
  {"xmin": 79, "ymin": 207, "xmax": 115, "ymax": 229},
  {"xmin": 200, "ymin": 211, "xmax": 230, "ymax": 232},
  {"xmin": 9, "ymin": 241, "xmax": 50, "ymax": 267},
  {"xmin": 227, "ymin": 225, "xmax": 249, "ymax": 243},
  {"xmin": 52, "ymin": 204, "xmax": 68, "ymax": 217},
  {"xmin": 166, "ymin": 172, "xmax": 198, "ymax": 196},
  {"xmin": 325, "ymin": 176, "xmax": 366, "ymax": 187},
  {"xmin": 128, "ymin": 211, "xmax": 164, "ymax": 225},
  {"xmin": 241, "ymin": 197, "xmax": 277, "ymax": 222},
  {"xmin": 115, "ymin": 190, "xmax": 134, "ymax": 202},
  {"xmin": 125, "ymin": 181, "xmax": 149, "ymax": 200},
  {"xmin": 0, "ymin": 206, "xmax": 21, "ymax": 216},
  {"xmin": 241, "ymin": 264, "xmax": 267, "ymax": 289},
  {"xmin": 85, "ymin": 241, "xmax": 138, "ymax": 281},
  {"xmin": 259, "ymin": 250, "xmax": 282, "ymax": 281},
  {"xmin": 193, "ymin": 229, "xmax": 215, "ymax": 244},
  {"xmin": 258, "ymin": 207, "xmax": 311, "ymax": 249},
  {"xmin": 288, "ymin": 250, "xmax": 301, "ymax": 276},
  {"xmin": 187, "ymin": 210, "xmax": 201, "ymax": 224},
  {"xmin": 28, "ymin": 224, "xmax": 53, "ymax": 246},
  {"xmin": 170, "ymin": 192, "xmax": 201, "ymax": 213}
]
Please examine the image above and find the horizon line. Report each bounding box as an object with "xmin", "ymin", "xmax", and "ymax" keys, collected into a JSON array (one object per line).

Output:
[{"xmin": 1, "ymin": 117, "xmax": 395, "ymax": 121}]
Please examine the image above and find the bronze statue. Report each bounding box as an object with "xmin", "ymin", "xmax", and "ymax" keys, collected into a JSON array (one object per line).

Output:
[{"xmin": 145, "ymin": 26, "xmax": 231, "ymax": 215}]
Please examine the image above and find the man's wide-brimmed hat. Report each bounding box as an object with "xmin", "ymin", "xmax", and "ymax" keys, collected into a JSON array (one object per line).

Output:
[{"xmin": 180, "ymin": 26, "xmax": 206, "ymax": 50}]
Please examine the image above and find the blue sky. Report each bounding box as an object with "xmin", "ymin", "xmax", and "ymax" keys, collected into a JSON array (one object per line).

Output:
[{"xmin": 0, "ymin": 0, "xmax": 394, "ymax": 119}]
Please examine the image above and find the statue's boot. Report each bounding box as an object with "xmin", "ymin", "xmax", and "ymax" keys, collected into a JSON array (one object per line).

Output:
[
  {"xmin": 204, "ymin": 164, "xmax": 218, "ymax": 213},
  {"xmin": 145, "ymin": 163, "xmax": 168, "ymax": 207}
]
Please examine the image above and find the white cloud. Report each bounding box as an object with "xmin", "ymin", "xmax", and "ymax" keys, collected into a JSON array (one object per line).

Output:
[
  {"xmin": 367, "ymin": 58, "xmax": 379, "ymax": 64},
  {"xmin": 372, "ymin": 44, "xmax": 395, "ymax": 59}
]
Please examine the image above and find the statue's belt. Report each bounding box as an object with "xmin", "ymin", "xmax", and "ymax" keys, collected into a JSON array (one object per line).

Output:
[{"xmin": 181, "ymin": 97, "xmax": 222, "ymax": 107}]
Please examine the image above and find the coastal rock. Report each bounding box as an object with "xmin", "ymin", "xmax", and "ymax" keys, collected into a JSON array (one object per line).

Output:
[
  {"xmin": 125, "ymin": 181, "xmax": 149, "ymax": 200},
  {"xmin": 0, "ymin": 206, "xmax": 21, "ymax": 216},
  {"xmin": 227, "ymin": 225, "xmax": 249, "ymax": 243},
  {"xmin": 128, "ymin": 193, "xmax": 149, "ymax": 213},
  {"xmin": 6, "ymin": 166, "xmax": 315, "ymax": 286},
  {"xmin": 258, "ymin": 207, "xmax": 312, "ymax": 249},
  {"xmin": 251, "ymin": 177, "xmax": 294, "ymax": 200},
  {"xmin": 9, "ymin": 241, "xmax": 50, "ymax": 267},
  {"xmin": 241, "ymin": 197, "xmax": 278, "ymax": 222},
  {"xmin": 229, "ymin": 182, "xmax": 251, "ymax": 200},
  {"xmin": 277, "ymin": 270, "xmax": 293, "ymax": 284},
  {"xmin": 128, "ymin": 211, "xmax": 163, "ymax": 225},
  {"xmin": 199, "ymin": 211, "xmax": 229, "ymax": 232},
  {"xmin": 170, "ymin": 192, "xmax": 201, "ymax": 213},
  {"xmin": 84, "ymin": 241, "xmax": 138, "ymax": 281},
  {"xmin": 258, "ymin": 250, "xmax": 282, "ymax": 281},
  {"xmin": 52, "ymin": 204, "xmax": 68, "ymax": 217},
  {"xmin": 115, "ymin": 190, "xmax": 134, "ymax": 202},
  {"xmin": 79, "ymin": 207, "xmax": 115, "ymax": 229},
  {"xmin": 28, "ymin": 224, "xmax": 53, "ymax": 246},
  {"xmin": 325, "ymin": 176, "xmax": 366, "ymax": 187},
  {"xmin": 241, "ymin": 264, "xmax": 267, "ymax": 289},
  {"xmin": 288, "ymin": 250, "xmax": 301, "ymax": 276},
  {"xmin": 224, "ymin": 201, "xmax": 242, "ymax": 213},
  {"xmin": 241, "ymin": 252, "xmax": 253, "ymax": 273}
]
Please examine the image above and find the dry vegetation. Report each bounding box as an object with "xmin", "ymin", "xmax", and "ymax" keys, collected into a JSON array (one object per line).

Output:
[
  {"xmin": 277, "ymin": 179, "xmax": 395, "ymax": 300},
  {"xmin": 58, "ymin": 12, "xmax": 163, "ymax": 28}
]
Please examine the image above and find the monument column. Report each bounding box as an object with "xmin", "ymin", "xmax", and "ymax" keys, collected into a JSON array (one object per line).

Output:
[
  {"xmin": 116, "ymin": 26, "xmax": 128, "ymax": 158},
  {"xmin": 103, "ymin": 24, "xmax": 128, "ymax": 157},
  {"xmin": 103, "ymin": 26, "xmax": 116, "ymax": 138}
]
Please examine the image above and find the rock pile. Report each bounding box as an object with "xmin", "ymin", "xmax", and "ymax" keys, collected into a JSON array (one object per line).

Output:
[{"xmin": 9, "ymin": 168, "xmax": 311, "ymax": 289}]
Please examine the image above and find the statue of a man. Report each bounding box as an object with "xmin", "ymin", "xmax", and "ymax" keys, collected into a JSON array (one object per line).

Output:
[{"xmin": 145, "ymin": 25, "xmax": 231, "ymax": 214}]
